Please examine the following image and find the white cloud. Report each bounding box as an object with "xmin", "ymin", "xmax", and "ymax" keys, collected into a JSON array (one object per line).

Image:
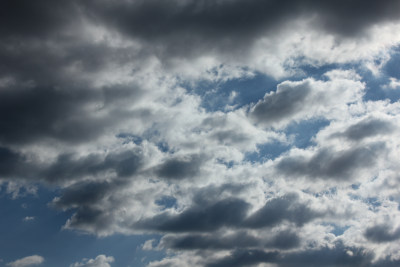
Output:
[
  {"xmin": 141, "ymin": 239, "xmax": 156, "ymax": 251},
  {"xmin": 250, "ymin": 69, "xmax": 364, "ymax": 128},
  {"xmin": 70, "ymin": 255, "xmax": 114, "ymax": 267},
  {"xmin": 383, "ymin": 77, "xmax": 400, "ymax": 89},
  {"xmin": 7, "ymin": 255, "xmax": 44, "ymax": 267},
  {"xmin": 22, "ymin": 216, "xmax": 35, "ymax": 222}
]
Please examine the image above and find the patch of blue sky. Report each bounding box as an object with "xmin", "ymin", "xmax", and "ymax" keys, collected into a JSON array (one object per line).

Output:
[
  {"xmin": 116, "ymin": 129, "xmax": 173, "ymax": 154},
  {"xmin": 155, "ymin": 195, "xmax": 177, "ymax": 210},
  {"xmin": 116, "ymin": 133, "xmax": 143, "ymax": 145},
  {"xmin": 216, "ymin": 158, "xmax": 235, "ymax": 168},
  {"xmin": 182, "ymin": 71, "xmax": 279, "ymax": 112},
  {"xmin": 329, "ymin": 224, "xmax": 350, "ymax": 237},
  {"xmin": 330, "ymin": 226, "xmax": 349, "ymax": 237},
  {"xmin": 351, "ymin": 183, "xmax": 361, "ymax": 190},
  {"xmin": 156, "ymin": 141, "xmax": 170, "ymax": 153},
  {"xmin": 348, "ymin": 194, "xmax": 382, "ymax": 210},
  {"xmin": 245, "ymin": 141, "xmax": 291, "ymax": 163},
  {"xmin": 297, "ymin": 62, "xmax": 345, "ymax": 80},
  {"xmin": 383, "ymin": 45, "xmax": 400, "ymax": 79},
  {"xmin": 284, "ymin": 118, "xmax": 330, "ymax": 149},
  {"xmin": 245, "ymin": 118, "xmax": 330, "ymax": 163},
  {"xmin": 361, "ymin": 46, "xmax": 400, "ymax": 102},
  {"xmin": 298, "ymin": 58, "xmax": 400, "ymax": 102},
  {"xmin": 0, "ymin": 184, "xmax": 164, "ymax": 267},
  {"xmin": 360, "ymin": 68, "xmax": 400, "ymax": 103}
]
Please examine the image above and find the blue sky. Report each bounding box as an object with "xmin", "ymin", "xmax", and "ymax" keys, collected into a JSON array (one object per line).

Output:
[{"xmin": 1, "ymin": 1, "xmax": 400, "ymax": 267}]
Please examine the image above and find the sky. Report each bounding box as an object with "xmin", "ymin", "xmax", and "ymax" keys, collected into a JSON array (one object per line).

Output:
[{"xmin": 1, "ymin": 0, "xmax": 400, "ymax": 266}]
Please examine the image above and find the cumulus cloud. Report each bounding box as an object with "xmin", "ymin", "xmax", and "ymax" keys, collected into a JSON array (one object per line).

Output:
[
  {"xmin": 1, "ymin": 0, "xmax": 400, "ymax": 266},
  {"xmin": 364, "ymin": 224, "xmax": 400, "ymax": 243},
  {"xmin": 275, "ymin": 142, "xmax": 385, "ymax": 181},
  {"xmin": 331, "ymin": 117, "xmax": 395, "ymax": 141},
  {"xmin": 249, "ymin": 70, "xmax": 364, "ymax": 127},
  {"xmin": 7, "ymin": 255, "xmax": 44, "ymax": 267},
  {"xmin": 70, "ymin": 255, "xmax": 114, "ymax": 267}
]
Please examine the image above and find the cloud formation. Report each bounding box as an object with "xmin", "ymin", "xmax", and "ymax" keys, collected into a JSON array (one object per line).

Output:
[
  {"xmin": 7, "ymin": 255, "xmax": 44, "ymax": 267},
  {"xmin": 1, "ymin": 0, "xmax": 400, "ymax": 266},
  {"xmin": 70, "ymin": 255, "xmax": 114, "ymax": 267}
]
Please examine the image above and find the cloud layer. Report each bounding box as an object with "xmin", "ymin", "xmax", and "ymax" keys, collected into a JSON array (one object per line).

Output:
[{"xmin": 1, "ymin": 0, "xmax": 400, "ymax": 266}]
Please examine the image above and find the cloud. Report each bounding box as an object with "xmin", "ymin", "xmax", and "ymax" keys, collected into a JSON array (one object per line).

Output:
[
  {"xmin": 275, "ymin": 142, "xmax": 385, "ymax": 181},
  {"xmin": 45, "ymin": 149, "xmax": 143, "ymax": 182},
  {"xmin": 204, "ymin": 243, "xmax": 376, "ymax": 267},
  {"xmin": 7, "ymin": 255, "xmax": 44, "ymax": 267},
  {"xmin": 206, "ymin": 249, "xmax": 279, "ymax": 267},
  {"xmin": 0, "ymin": 83, "xmax": 143, "ymax": 145},
  {"xmin": 22, "ymin": 216, "xmax": 35, "ymax": 222},
  {"xmin": 383, "ymin": 77, "xmax": 400, "ymax": 89},
  {"xmin": 1, "ymin": 0, "xmax": 400, "ymax": 266},
  {"xmin": 333, "ymin": 117, "xmax": 395, "ymax": 141},
  {"xmin": 249, "ymin": 70, "xmax": 364, "ymax": 127},
  {"xmin": 364, "ymin": 224, "xmax": 400, "ymax": 243},
  {"xmin": 160, "ymin": 230, "xmax": 300, "ymax": 251},
  {"xmin": 81, "ymin": 0, "xmax": 400, "ymax": 46},
  {"xmin": 250, "ymin": 80, "xmax": 311, "ymax": 125},
  {"xmin": 70, "ymin": 255, "xmax": 114, "ymax": 267},
  {"xmin": 244, "ymin": 193, "xmax": 321, "ymax": 228},
  {"xmin": 136, "ymin": 198, "xmax": 250, "ymax": 232},
  {"xmin": 155, "ymin": 154, "xmax": 205, "ymax": 180}
]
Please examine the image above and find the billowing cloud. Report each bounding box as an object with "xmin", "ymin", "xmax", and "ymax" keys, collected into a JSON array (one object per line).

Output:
[
  {"xmin": 7, "ymin": 255, "xmax": 44, "ymax": 267},
  {"xmin": 275, "ymin": 142, "xmax": 385, "ymax": 181},
  {"xmin": 70, "ymin": 255, "xmax": 114, "ymax": 267},
  {"xmin": 250, "ymin": 70, "xmax": 364, "ymax": 127},
  {"xmin": 364, "ymin": 224, "xmax": 400, "ymax": 243},
  {"xmin": 1, "ymin": 0, "xmax": 400, "ymax": 266}
]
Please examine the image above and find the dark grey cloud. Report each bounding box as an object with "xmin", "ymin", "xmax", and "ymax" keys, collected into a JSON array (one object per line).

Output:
[
  {"xmin": 136, "ymin": 193, "xmax": 320, "ymax": 234},
  {"xmin": 0, "ymin": 146, "xmax": 143, "ymax": 185},
  {"xmin": 333, "ymin": 117, "xmax": 395, "ymax": 141},
  {"xmin": 161, "ymin": 230, "xmax": 300, "ymax": 251},
  {"xmin": 0, "ymin": 84, "xmax": 143, "ymax": 145},
  {"xmin": 155, "ymin": 154, "xmax": 205, "ymax": 180},
  {"xmin": 190, "ymin": 183, "xmax": 251, "ymax": 205},
  {"xmin": 51, "ymin": 180, "xmax": 128, "ymax": 233},
  {"xmin": 0, "ymin": 146, "xmax": 27, "ymax": 177},
  {"xmin": 364, "ymin": 224, "xmax": 400, "ymax": 243},
  {"xmin": 206, "ymin": 243, "xmax": 376, "ymax": 267},
  {"xmin": 0, "ymin": 0, "xmax": 76, "ymax": 38},
  {"xmin": 46, "ymin": 149, "xmax": 143, "ymax": 182},
  {"xmin": 206, "ymin": 249, "xmax": 279, "ymax": 267},
  {"xmin": 49, "ymin": 150, "xmax": 143, "ymax": 233},
  {"xmin": 276, "ymin": 142, "xmax": 385, "ymax": 180},
  {"xmin": 3, "ymin": 0, "xmax": 400, "ymax": 44},
  {"xmin": 211, "ymin": 130, "xmax": 250, "ymax": 145},
  {"xmin": 250, "ymin": 81, "xmax": 311, "ymax": 125},
  {"xmin": 136, "ymin": 197, "xmax": 250, "ymax": 232},
  {"xmin": 81, "ymin": 0, "xmax": 400, "ymax": 56},
  {"xmin": 63, "ymin": 205, "xmax": 116, "ymax": 233},
  {"xmin": 268, "ymin": 230, "xmax": 302, "ymax": 250},
  {"xmin": 52, "ymin": 180, "xmax": 120, "ymax": 210},
  {"xmin": 160, "ymin": 231, "xmax": 261, "ymax": 251},
  {"xmin": 277, "ymin": 244, "xmax": 374, "ymax": 267},
  {"xmin": 244, "ymin": 193, "xmax": 321, "ymax": 228},
  {"xmin": 0, "ymin": 146, "xmax": 41, "ymax": 180}
]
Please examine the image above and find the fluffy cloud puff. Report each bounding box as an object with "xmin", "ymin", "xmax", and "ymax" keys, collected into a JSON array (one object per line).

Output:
[
  {"xmin": 70, "ymin": 255, "xmax": 114, "ymax": 267},
  {"xmin": 7, "ymin": 255, "xmax": 44, "ymax": 267}
]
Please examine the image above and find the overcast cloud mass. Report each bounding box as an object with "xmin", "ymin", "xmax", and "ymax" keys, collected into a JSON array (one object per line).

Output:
[{"xmin": 1, "ymin": 0, "xmax": 400, "ymax": 266}]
